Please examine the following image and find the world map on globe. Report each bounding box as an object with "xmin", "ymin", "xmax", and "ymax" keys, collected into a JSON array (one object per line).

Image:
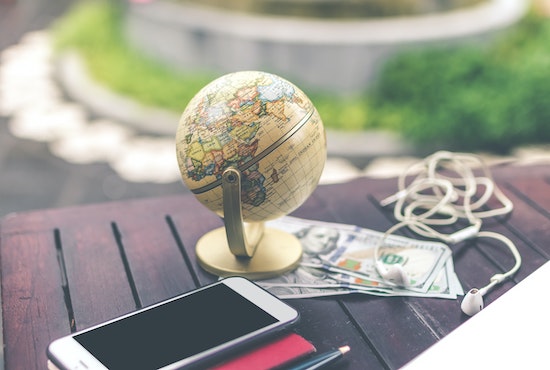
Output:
[{"xmin": 176, "ymin": 71, "xmax": 326, "ymax": 222}]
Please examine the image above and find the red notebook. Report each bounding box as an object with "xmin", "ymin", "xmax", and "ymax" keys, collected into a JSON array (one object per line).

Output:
[{"xmin": 210, "ymin": 333, "xmax": 316, "ymax": 370}]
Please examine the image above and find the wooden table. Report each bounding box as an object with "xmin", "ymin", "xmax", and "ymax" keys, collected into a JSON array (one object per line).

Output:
[{"xmin": 2, "ymin": 164, "xmax": 550, "ymax": 370}]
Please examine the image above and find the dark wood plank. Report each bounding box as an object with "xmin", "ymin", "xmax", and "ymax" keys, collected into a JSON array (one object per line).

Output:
[
  {"xmin": 491, "ymin": 163, "xmax": 550, "ymax": 183},
  {"xmin": 108, "ymin": 197, "xmax": 201, "ymax": 308},
  {"xmin": 1, "ymin": 215, "xmax": 69, "ymax": 370},
  {"xmin": 2, "ymin": 164, "xmax": 550, "ymax": 370},
  {"xmin": 55, "ymin": 217, "xmax": 137, "ymax": 330},
  {"xmin": 288, "ymin": 298, "xmax": 386, "ymax": 370},
  {"xmin": 503, "ymin": 175, "xmax": 550, "ymax": 224},
  {"xmin": 165, "ymin": 195, "xmax": 224, "ymax": 287},
  {"xmin": 0, "ymin": 196, "xmax": 196, "ymax": 369},
  {"xmin": 501, "ymin": 179, "xmax": 550, "ymax": 262},
  {"xmin": 50, "ymin": 195, "xmax": 212, "ymax": 328}
]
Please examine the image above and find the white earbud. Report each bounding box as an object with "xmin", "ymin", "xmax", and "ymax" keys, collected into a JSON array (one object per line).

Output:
[
  {"xmin": 460, "ymin": 288, "xmax": 484, "ymax": 316},
  {"xmin": 376, "ymin": 262, "xmax": 409, "ymax": 287},
  {"xmin": 460, "ymin": 269, "xmax": 512, "ymax": 316}
]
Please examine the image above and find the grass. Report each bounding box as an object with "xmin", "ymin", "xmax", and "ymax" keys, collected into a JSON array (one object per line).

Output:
[
  {"xmin": 52, "ymin": 1, "xmax": 372, "ymax": 131},
  {"xmin": 53, "ymin": 1, "xmax": 550, "ymax": 152},
  {"xmin": 53, "ymin": 1, "xmax": 216, "ymax": 114}
]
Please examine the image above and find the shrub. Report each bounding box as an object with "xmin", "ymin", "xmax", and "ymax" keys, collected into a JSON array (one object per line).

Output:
[{"xmin": 371, "ymin": 13, "xmax": 550, "ymax": 153}]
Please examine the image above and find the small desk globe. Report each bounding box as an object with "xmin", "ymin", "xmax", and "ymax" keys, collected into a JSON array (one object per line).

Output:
[{"xmin": 175, "ymin": 71, "xmax": 326, "ymax": 279}]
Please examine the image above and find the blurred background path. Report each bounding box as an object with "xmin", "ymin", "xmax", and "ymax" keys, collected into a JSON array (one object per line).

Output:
[
  {"xmin": 0, "ymin": 0, "xmax": 416, "ymax": 220},
  {"xmin": 0, "ymin": 0, "xmax": 194, "ymax": 219}
]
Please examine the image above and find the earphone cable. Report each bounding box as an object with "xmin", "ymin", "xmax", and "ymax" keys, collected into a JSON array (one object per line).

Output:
[{"xmin": 377, "ymin": 151, "xmax": 521, "ymax": 287}]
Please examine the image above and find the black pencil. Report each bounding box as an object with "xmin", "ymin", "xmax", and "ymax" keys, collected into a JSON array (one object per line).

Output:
[{"xmin": 288, "ymin": 345, "xmax": 351, "ymax": 370}]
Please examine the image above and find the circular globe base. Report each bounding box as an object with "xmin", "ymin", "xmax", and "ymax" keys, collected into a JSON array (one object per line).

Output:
[{"xmin": 196, "ymin": 227, "xmax": 302, "ymax": 280}]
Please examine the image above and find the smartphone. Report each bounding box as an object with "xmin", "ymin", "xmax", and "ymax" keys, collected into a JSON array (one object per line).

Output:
[{"xmin": 47, "ymin": 277, "xmax": 299, "ymax": 370}]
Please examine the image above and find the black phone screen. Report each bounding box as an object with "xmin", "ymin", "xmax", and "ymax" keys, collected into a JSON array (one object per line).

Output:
[{"xmin": 74, "ymin": 283, "xmax": 278, "ymax": 369}]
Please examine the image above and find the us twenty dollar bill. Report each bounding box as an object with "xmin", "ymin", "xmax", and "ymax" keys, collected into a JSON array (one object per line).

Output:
[{"xmin": 257, "ymin": 216, "xmax": 463, "ymax": 299}]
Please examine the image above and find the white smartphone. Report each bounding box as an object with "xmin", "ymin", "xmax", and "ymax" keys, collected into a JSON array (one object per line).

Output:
[{"xmin": 47, "ymin": 277, "xmax": 299, "ymax": 370}]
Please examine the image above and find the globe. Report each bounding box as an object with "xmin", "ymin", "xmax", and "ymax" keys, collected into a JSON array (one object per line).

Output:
[{"xmin": 175, "ymin": 71, "xmax": 326, "ymax": 223}]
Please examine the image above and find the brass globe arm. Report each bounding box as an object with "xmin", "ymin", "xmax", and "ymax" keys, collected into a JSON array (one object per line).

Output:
[{"xmin": 222, "ymin": 167, "xmax": 264, "ymax": 258}]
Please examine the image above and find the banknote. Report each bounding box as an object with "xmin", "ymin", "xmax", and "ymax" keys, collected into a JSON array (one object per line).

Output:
[
  {"xmin": 328, "ymin": 257, "xmax": 464, "ymax": 298},
  {"xmin": 258, "ymin": 258, "xmax": 462, "ymax": 299},
  {"xmin": 258, "ymin": 216, "xmax": 463, "ymax": 299},
  {"xmin": 320, "ymin": 226, "xmax": 452, "ymax": 293}
]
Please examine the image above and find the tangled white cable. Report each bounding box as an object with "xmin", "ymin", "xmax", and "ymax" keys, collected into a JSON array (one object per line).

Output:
[{"xmin": 375, "ymin": 151, "xmax": 521, "ymax": 315}]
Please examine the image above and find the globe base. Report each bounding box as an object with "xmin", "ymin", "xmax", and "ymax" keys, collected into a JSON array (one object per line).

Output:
[{"xmin": 196, "ymin": 226, "xmax": 302, "ymax": 280}]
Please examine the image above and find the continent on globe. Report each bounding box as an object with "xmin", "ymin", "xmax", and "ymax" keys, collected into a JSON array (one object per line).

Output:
[{"xmin": 176, "ymin": 71, "xmax": 326, "ymax": 223}]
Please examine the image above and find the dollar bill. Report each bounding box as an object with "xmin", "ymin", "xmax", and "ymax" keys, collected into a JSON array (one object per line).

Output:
[
  {"xmin": 259, "ymin": 258, "xmax": 462, "ymax": 299},
  {"xmin": 257, "ymin": 216, "xmax": 463, "ymax": 299},
  {"xmin": 320, "ymin": 226, "xmax": 452, "ymax": 293},
  {"xmin": 328, "ymin": 257, "xmax": 464, "ymax": 299}
]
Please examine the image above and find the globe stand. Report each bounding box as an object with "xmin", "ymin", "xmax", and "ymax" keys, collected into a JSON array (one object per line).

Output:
[{"xmin": 196, "ymin": 168, "xmax": 303, "ymax": 280}]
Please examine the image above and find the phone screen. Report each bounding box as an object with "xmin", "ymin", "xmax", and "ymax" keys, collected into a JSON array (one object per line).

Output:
[{"xmin": 74, "ymin": 283, "xmax": 278, "ymax": 369}]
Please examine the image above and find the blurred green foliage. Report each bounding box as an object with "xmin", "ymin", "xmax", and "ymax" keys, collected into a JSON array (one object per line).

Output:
[
  {"xmin": 51, "ymin": 0, "xmax": 375, "ymax": 131},
  {"xmin": 371, "ymin": 13, "xmax": 550, "ymax": 153},
  {"xmin": 53, "ymin": 1, "xmax": 215, "ymax": 113},
  {"xmin": 53, "ymin": 1, "xmax": 550, "ymax": 152}
]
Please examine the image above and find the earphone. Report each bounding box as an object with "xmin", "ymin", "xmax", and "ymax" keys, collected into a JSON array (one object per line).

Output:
[{"xmin": 375, "ymin": 151, "xmax": 522, "ymax": 316}]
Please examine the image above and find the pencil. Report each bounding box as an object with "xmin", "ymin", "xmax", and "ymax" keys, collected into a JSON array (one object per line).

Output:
[{"xmin": 288, "ymin": 345, "xmax": 350, "ymax": 370}]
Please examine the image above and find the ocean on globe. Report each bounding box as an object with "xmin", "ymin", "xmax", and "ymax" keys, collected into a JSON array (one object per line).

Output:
[{"xmin": 175, "ymin": 71, "xmax": 326, "ymax": 222}]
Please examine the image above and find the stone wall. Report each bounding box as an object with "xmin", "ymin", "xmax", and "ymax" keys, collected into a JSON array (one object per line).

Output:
[{"xmin": 124, "ymin": 0, "xmax": 528, "ymax": 95}]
